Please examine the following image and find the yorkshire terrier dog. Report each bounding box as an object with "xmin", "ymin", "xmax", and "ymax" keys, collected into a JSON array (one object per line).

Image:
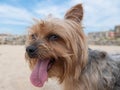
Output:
[{"xmin": 25, "ymin": 4, "xmax": 120, "ymax": 90}]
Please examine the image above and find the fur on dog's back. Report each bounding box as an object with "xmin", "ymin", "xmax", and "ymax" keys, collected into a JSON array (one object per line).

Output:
[{"xmin": 81, "ymin": 49, "xmax": 120, "ymax": 90}]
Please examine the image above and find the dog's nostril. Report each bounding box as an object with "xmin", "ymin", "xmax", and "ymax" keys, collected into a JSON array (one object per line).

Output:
[
  {"xmin": 29, "ymin": 48, "xmax": 35, "ymax": 53},
  {"xmin": 26, "ymin": 46, "xmax": 37, "ymax": 54}
]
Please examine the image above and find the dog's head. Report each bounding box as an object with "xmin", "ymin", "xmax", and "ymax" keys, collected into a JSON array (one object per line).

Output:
[{"xmin": 25, "ymin": 4, "xmax": 88, "ymax": 87}]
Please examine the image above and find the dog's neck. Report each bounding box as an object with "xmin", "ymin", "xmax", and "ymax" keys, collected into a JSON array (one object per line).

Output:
[{"xmin": 63, "ymin": 76, "xmax": 86, "ymax": 90}]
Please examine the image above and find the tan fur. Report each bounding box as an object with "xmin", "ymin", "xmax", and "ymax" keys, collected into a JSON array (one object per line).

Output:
[{"xmin": 25, "ymin": 4, "xmax": 120, "ymax": 90}]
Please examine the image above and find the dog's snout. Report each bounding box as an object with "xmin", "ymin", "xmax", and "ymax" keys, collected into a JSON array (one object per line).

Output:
[{"xmin": 26, "ymin": 46, "xmax": 37, "ymax": 57}]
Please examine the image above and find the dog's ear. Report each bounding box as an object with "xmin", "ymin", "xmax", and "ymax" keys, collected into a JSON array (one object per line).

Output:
[{"xmin": 64, "ymin": 4, "xmax": 83, "ymax": 23}]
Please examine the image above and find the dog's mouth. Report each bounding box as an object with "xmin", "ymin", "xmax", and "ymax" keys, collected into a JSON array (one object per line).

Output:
[{"xmin": 30, "ymin": 58, "xmax": 55, "ymax": 87}]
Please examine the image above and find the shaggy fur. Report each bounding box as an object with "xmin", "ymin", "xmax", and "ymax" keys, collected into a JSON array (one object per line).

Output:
[{"xmin": 25, "ymin": 4, "xmax": 120, "ymax": 90}]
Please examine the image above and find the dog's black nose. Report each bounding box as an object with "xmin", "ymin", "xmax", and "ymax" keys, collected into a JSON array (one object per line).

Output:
[{"xmin": 26, "ymin": 46, "xmax": 37, "ymax": 57}]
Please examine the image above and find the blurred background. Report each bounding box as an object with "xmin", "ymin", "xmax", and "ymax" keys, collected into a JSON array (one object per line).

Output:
[
  {"xmin": 0, "ymin": 0, "xmax": 120, "ymax": 90},
  {"xmin": 0, "ymin": 0, "xmax": 120, "ymax": 45}
]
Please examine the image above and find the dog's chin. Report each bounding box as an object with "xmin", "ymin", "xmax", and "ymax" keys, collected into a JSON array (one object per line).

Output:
[{"xmin": 30, "ymin": 57, "xmax": 56, "ymax": 87}]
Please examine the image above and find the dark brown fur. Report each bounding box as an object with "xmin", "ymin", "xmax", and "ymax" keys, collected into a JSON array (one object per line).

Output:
[{"xmin": 25, "ymin": 4, "xmax": 120, "ymax": 90}]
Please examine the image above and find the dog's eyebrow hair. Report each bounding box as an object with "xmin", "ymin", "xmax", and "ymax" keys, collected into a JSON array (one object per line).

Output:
[{"xmin": 47, "ymin": 32, "xmax": 59, "ymax": 36}]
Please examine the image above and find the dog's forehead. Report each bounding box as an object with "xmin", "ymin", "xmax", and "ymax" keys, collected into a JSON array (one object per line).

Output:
[{"xmin": 30, "ymin": 19, "xmax": 68, "ymax": 36}]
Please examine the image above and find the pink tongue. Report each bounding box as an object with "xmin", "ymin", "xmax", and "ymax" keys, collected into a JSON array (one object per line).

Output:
[{"xmin": 30, "ymin": 59, "xmax": 50, "ymax": 87}]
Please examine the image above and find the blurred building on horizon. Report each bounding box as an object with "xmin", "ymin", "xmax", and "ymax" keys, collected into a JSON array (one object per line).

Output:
[
  {"xmin": 0, "ymin": 25, "xmax": 120, "ymax": 45},
  {"xmin": 0, "ymin": 34, "xmax": 26, "ymax": 45},
  {"xmin": 88, "ymin": 25, "xmax": 120, "ymax": 45}
]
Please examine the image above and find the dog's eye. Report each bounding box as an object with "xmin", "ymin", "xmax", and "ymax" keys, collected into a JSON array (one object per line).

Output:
[
  {"xmin": 31, "ymin": 34, "xmax": 37, "ymax": 40},
  {"xmin": 48, "ymin": 34, "xmax": 59, "ymax": 41}
]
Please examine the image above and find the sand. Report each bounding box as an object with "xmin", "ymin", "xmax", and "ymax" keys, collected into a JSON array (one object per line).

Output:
[{"xmin": 0, "ymin": 45, "xmax": 120, "ymax": 90}]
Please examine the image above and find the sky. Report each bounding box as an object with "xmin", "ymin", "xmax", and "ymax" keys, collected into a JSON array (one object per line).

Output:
[{"xmin": 0, "ymin": 0, "xmax": 120, "ymax": 35}]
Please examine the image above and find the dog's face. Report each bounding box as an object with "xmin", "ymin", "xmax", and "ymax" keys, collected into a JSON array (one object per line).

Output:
[{"xmin": 25, "ymin": 4, "xmax": 88, "ymax": 87}]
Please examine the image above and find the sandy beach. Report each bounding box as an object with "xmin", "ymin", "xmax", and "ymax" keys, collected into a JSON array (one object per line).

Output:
[{"xmin": 0, "ymin": 45, "xmax": 120, "ymax": 90}]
